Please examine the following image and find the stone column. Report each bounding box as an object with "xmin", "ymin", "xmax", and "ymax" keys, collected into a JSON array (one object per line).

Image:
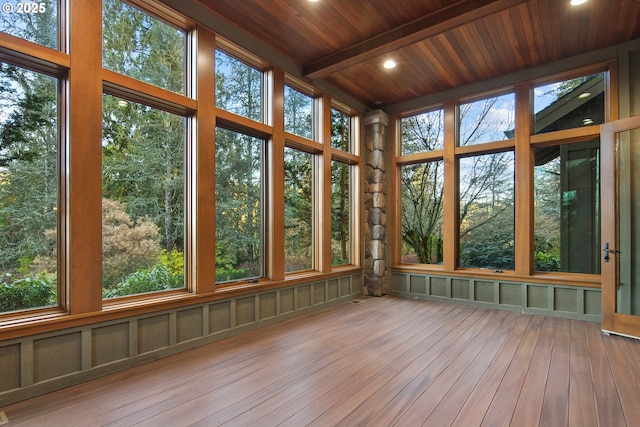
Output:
[{"xmin": 363, "ymin": 110, "xmax": 389, "ymax": 296}]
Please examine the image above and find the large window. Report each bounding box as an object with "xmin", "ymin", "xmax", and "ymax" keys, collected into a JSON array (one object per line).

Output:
[
  {"xmin": 331, "ymin": 107, "xmax": 351, "ymax": 152},
  {"xmin": 0, "ymin": 0, "xmax": 58, "ymax": 49},
  {"xmin": 459, "ymin": 152, "xmax": 515, "ymax": 270},
  {"xmin": 103, "ymin": 0, "xmax": 186, "ymax": 94},
  {"xmin": 459, "ymin": 93, "xmax": 515, "ymax": 145},
  {"xmin": 102, "ymin": 95, "xmax": 185, "ymax": 298},
  {"xmin": 100, "ymin": 0, "xmax": 188, "ymax": 299},
  {"xmin": 399, "ymin": 108, "xmax": 445, "ymax": 264},
  {"xmin": 534, "ymin": 73, "xmax": 605, "ymax": 134},
  {"xmin": 284, "ymin": 85, "xmax": 313, "ymax": 139},
  {"xmin": 331, "ymin": 161, "xmax": 351, "ymax": 266},
  {"xmin": 401, "ymin": 162, "xmax": 444, "ymax": 264},
  {"xmin": 396, "ymin": 68, "xmax": 608, "ymax": 280},
  {"xmin": 215, "ymin": 127, "xmax": 264, "ymax": 283},
  {"xmin": 215, "ymin": 50, "xmax": 263, "ymax": 122},
  {"xmin": 0, "ymin": 1, "xmax": 361, "ymax": 324},
  {"xmin": 534, "ymin": 141, "xmax": 600, "ymax": 273},
  {"xmin": 0, "ymin": 64, "xmax": 58, "ymax": 313},
  {"xmin": 284, "ymin": 147, "xmax": 313, "ymax": 272}
]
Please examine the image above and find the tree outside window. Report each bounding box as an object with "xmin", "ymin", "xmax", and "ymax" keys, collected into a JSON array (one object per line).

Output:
[
  {"xmin": 0, "ymin": 0, "xmax": 58, "ymax": 49},
  {"xmin": 459, "ymin": 152, "xmax": 515, "ymax": 270},
  {"xmin": 215, "ymin": 128, "xmax": 264, "ymax": 283},
  {"xmin": 400, "ymin": 97, "xmax": 516, "ymax": 269},
  {"xmin": 101, "ymin": 95, "xmax": 185, "ymax": 298},
  {"xmin": 0, "ymin": 64, "xmax": 58, "ymax": 312},
  {"xmin": 459, "ymin": 93, "xmax": 514, "ymax": 146},
  {"xmin": 103, "ymin": 0, "xmax": 185, "ymax": 94},
  {"xmin": 284, "ymin": 147, "xmax": 313, "ymax": 272},
  {"xmin": 401, "ymin": 161, "xmax": 444, "ymax": 264},
  {"xmin": 331, "ymin": 161, "xmax": 350, "ymax": 266},
  {"xmin": 284, "ymin": 86, "xmax": 313, "ymax": 139},
  {"xmin": 400, "ymin": 109, "xmax": 444, "ymax": 264},
  {"xmin": 331, "ymin": 108, "xmax": 351, "ymax": 152},
  {"xmin": 216, "ymin": 51, "xmax": 262, "ymax": 122},
  {"xmin": 401, "ymin": 109, "xmax": 444, "ymax": 154}
]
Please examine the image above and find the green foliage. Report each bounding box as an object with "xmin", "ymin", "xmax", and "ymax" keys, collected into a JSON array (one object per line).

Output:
[
  {"xmin": 102, "ymin": 0, "xmax": 186, "ymax": 257},
  {"xmin": 102, "ymin": 95, "xmax": 185, "ymax": 252},
  {"xmin": 284, "ymin": 148, "xmax": 313, "ymax": 272},
  {"xmin": 103, "ymin": 0, "xmax": 184, "ymax": 93},
  {"xmin": 460, "ymin": 232, "xmax": 515, "ymax": 270},
  {"xmin": 0, "ymin": 1, "xmax": 57, "ymax": 49},
  {"xmin": 215, "ymin": 266, "xmax": 250, "ymax": 283},
  {"xmin": 158, "ymin": 248, "xmax": 184, "ymax": 276},
  {"xmin": 331, "ymin": 161, "xmax": 350, "ymax": 265},
  {"xmin": 215, "ymin": 128, "xmax": 263, "ymax": 281},
  {"xmin": 535, "ymin": 251, "xmax": 561, "ymax": 271},
  {"xmin": 215, "ymin": 50, "xmax": 262, "ymax": 121},
  {"xmin": 0, "ymin": 64, "xmax": 58, "ymax": 276},
  {"xmin": 0, "ymin": 273, "xmax": 56, "ymax": 312},
  {"xmin": 284, "ymin": 86, "xmax": 313, "ymax": 139},
  {"xmin": 331, "ymin": 108, "xmax": 351, "ymax": 151},
  {"xmin": 215, "ymin": 245, "xmax": 249, "ymax": 283},
  {"xmin": 534, "ymin": 237, "xmax": 561, "ymax": 271},
  {"xmin": 103, "ymin": 265, "xmax": 183, "ymax": 299}
]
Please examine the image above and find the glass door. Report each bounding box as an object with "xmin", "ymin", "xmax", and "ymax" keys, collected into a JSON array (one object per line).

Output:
[{"xmin": 601, "ymin": 115, "xmax": 640, "ymax": 338}]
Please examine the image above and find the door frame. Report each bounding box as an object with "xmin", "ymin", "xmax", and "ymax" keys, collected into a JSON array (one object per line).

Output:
[{"xmin": 601, "ymin": 114, "xmax": 640, "ymax": 338}]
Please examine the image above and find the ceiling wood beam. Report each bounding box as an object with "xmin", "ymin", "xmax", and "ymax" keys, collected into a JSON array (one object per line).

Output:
[{"xmin": 303, "ymin": 0, "xmax": 529, "ymax": 80}]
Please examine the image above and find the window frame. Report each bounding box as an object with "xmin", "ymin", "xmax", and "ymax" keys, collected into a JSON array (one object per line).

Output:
[
  {"xmin": 214, "ymin": 125, "xmax": 267, "ymax": 285},
  {"xmin": 214, "ymin": 47, "xmax": 266, "ymax": 124},
  {"xmin": 0, "ymin": 0, "xmax": 362, "ymax": 334},
  {"xmin": 532, "ymin": 137, "xmax": 602, "ymax": 275},
  {"xmin": 283, "ymin": 145, "xmax": 315, "ymax": 274},
  {"xmin": 327, "ymin": 101, "xmax": 360, "ymax": 271},
  {"xmin": 100, "ymin": 93, "xmax": 189, "ymax": 299},
  {"xmin": 392, "ymin": 62, "xmax": 615, "ymax": 287},
  {"xmin": 0, "ymin": 60, "xmax": 63, "ymax": 314}
]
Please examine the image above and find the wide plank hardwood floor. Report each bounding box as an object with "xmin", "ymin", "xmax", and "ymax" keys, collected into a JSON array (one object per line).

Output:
[{"xmin": 3, "ymin": 296, "xmax": 640, "ymax": 426}]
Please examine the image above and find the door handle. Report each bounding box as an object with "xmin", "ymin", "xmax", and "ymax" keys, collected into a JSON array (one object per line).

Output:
[{"xmin": 603, "ymin": 242, "xmax": 620, "ymax": 262}]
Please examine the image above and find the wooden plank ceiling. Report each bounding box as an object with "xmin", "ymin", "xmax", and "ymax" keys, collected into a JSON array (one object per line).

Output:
[{"xmin": 197, "ymin": 0, "xmax": 640, "ymax": 108}]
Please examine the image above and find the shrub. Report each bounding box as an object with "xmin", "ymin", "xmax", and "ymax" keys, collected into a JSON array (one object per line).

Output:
[
  {"xmin": 215, "ymin": 265, "xmax": 249, "ymax": 283},
  {"xmin": 158, "ymin": 248, "xmax": 184, "ymax": 276},
  {"xmin": 535, "ymin": 250, "xmax": 561, "ymax": 271},
  {"xmin": 215, "ymin": 245, "xmax": 249, "ymax": 283},
  {"xmin": 103, "ymin": 264, "xmax": 183, "ymax": 298},
  {"xmin": 460, "ymin": 232, "xmax": 515, "ymax": 270},
  {"xmin": 0, "ymin": 273, "xmax": 56, "ymax": 312}
]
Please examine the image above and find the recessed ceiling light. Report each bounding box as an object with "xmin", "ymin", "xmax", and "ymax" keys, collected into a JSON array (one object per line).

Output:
[
  {"xmin": 578, "ymin": 91, "xmax": 591, "ymax": 99},
  {"xmin": 383, "ymin": 59, "xmax": 396, "ymax": 69},
  {"xmin": 570, "ymin": 0, "xmax": 588, "ymax": 6}
]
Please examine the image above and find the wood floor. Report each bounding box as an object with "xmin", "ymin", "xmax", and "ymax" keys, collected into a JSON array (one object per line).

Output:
[{"xmin": 3, "ymin": 296, "xmax": 640, "ymax": 426}]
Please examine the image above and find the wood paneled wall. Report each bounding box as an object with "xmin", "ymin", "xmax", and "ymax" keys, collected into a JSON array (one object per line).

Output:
[
  {"xmin": 391, "ymin": 272, "xmax": 601, "ymax": 322},
  {"xmin": 0, "ymin": 274, "xmax": 361, "ymax": 406}
]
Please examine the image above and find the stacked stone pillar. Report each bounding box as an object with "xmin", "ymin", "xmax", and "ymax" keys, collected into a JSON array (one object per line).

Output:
[{"xmin": 363, "ymin": 110, "xmax": 389, "ymax": 296}]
